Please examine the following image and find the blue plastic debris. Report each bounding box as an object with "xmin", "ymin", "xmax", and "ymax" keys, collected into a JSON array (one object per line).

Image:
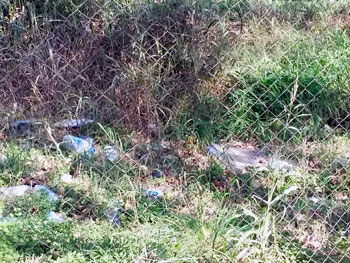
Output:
[
  {"xmin": 10, "ymin": 119, "xmax": 36, "ymax": 136},
  {"xmin": 106, "ymin": 201, "xmax": 122, "ymax": 226},
  {"xmin": 47, "ymin": 211, "xmax": 65, "ymax": 223},
  {"xmin": 146, "ymin": 189, "xmax": 163, "ymax": 199},
  {"xmin": 10, "ymin": 119, "xmax": 35, "ymax": 129},
  {"xmin": 62, "ymin": 135, "xmax": 95, "ymax": 155},
  {"xmin": 34, "ymin": 185, "xmax": 59, "ymax": 203},
  {"xmin": 106, "ymin": 210, "xmax": 122, "ymax": 226},
  {"xmin": 152, "ymin": 170, "xmax": 162, "ymax": 178}
]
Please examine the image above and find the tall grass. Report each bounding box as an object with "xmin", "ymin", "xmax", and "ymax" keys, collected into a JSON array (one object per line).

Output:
[{"xmin": 1, "ymin": 0, "xmax": 348, "ymax": 142}]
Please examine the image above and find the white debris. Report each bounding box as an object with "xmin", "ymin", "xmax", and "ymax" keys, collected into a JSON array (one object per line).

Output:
[
  {"xmin": 0, "ymin": 185, "xmax": 59, "ymax": 203},
  {"xmin": 0, "ymin": 216, "xmax": 18, "ymax": 223},
  {"xmin": 207, "ymin": 143, "xmax": 266, "ymax": 172},
  {"xmin": 0, "ymin": 154, "xmax": 7, "ymax": 164},
  {"xmin": 268, "ymin": 158, "xmax": 295, "ymax": 172},
  {"xmin": 0, "ymin": 185, "xmax": 31, "ymax": 197},
  {"xmin": 54, "ymin": 119, "xmax": 94, "ymax": 128},
  {"xmin": 284, "ymin": 185, "xmax": 298, "ymax": 195},
  {"xmin": 104, "ymin": 146, "xmax": 118, "ymax": 162},
  {"xmin": 61, "ymin": 173, "xmax": 72, "ymax": 184},
  {"xmin": 309, "ymin": 196, "xmax": 320, "ymax": 204}
]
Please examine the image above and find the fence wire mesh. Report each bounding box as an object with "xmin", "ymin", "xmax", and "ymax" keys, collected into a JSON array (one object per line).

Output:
[{"xmin": 1, "ymin": 0, "xmax": 350, "ymax": 262}]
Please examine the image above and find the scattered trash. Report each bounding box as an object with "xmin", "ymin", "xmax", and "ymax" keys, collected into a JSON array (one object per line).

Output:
[
  {"xmin": 0, "ymin": 185, "xmax": 31, "ymax": 197},
  {"xmin": 1, "ymin": 185, "xmax": 60, "ymax": 223},
  {"xmin": 208, "ymin": 142, "xmax": 298, "ymax": 175},
  {"xmin": 268, "ymin": 158, "xmax": 295, "ymax": 172},
  {"xmin": 47, "ymin": 211, "xmax": 65, "ymax": 223},
  {"xmin": 1, "ymin": 212, "xmax": 65, "ymax": 224},
  {"xmin": 152, "ymin": 170, "xmax": 162, "ymax": 178},
  {"xmin": 0, "ymin": 216, "xmax": 18, "ymax": 223},
  {"xmin": 330, "ymin": 158, "xmax": 350, "ymax": 169},
  {"xmin": 61, "ymin": 173, "xmax": 72, "ymax": 184},
  {"xmin": 251, "ymin": 179, "xmax": 261, "ymax": 190},
  {"xmin": 345, "ymin": 224, "xmax": 350, "ymax": 237},
  {"xmin": 78, "ymin": 136, "xmax": 94, "ymax": 145},
  {"xmin": 106, "ymin": 210, "xmax": 122, "ymax": 226},
  {"xmin": 54, "ymin": 118, "xmax": 94, "ymax": 128},
  {"xmin": 207, "ymin": 143, "xmax": 266, "ymax": 172},
  {"xmin": 1, "ymin": 185, "xmax": 59, "ymax": 203},
  {"xmin": 106, "ymin": 201, "xmax": 122, "ymax": 226},
  {"xmin": 309, "ymin": 196, "xmax": 320, "ymax": 204},
  {"xmin": 33, "ymin": 185, "xmax": 59, "ymax": 203},
  {"xmin": 10, "ymin": 119, "xmax": 36, "ymax": 136},
  {"xmin": 0, "ymin": 154, "xmax": 7, "ymax": 164},
  {"xmin": 62, "ymin": 135, "xmax": 95, "ymax": 155},
  {"xmin": 145, "ymin": 189, "xmax": 163, "ymax": 199},
  {"xmin": 104, "ymin": 145, "xmax": 118, "ymax": 162},
  {"xmin": 283, "ymin": 185, "xmax": 298, "ymax": 195},
  {"xmin": 10, "ymin": 119, "xmax": 35, "ymax": 129}
]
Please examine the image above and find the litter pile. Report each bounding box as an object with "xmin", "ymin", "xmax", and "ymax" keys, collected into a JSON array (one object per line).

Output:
[
  {"xmin": 1, "ymin": 118, "xmax": 169, "ymax": 227},
  {"xmin": 4, "ymin": 118, "xmax": 303, "ymax": 228},
  {"xmin": 207, "ymin": 142, "xmax": 296, "ymax": 173},
  {"xmin": 0, "ymin": 184, "xmax": 64, "ymax": 223}
]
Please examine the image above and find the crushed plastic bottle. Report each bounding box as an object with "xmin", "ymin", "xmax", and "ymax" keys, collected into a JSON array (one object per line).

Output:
[
  {"xmin": 47, "ymin": 211, "xmax": 65, "ymax": 223},
  {"xmin": 104, "ymin": 145, "xmax": 118, "ymax": 162},
  {"xmin": 34, "ymin": 185, "xmax": 59, "ymax": 203},
  {"xmin": 80, "ymin": 136, "xmax": 94, "ymax": 145},
  {"xmin": 146, "ymin": 189, "xmax": 163, "ymax": 199},
  {"xmin": 62, "ymin": 135, "xmax": 95, "ymax": 155},
  {"xmin": 106, "ymin": 210, "xmax": 122, "ymax": 226},
  {"xmin": 106, "ymin": 201, "xmax": 122, "ymax": 226}
]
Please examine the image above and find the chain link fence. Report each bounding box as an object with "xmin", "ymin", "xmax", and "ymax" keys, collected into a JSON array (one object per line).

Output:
[{"xmin": 1, "ymin": 0, "xmax": 350, "ymax": 262}]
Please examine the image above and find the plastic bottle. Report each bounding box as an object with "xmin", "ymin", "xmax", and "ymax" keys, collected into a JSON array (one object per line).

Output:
[
  {"xmin": 62, "ymin": 135, "xmax": 95, "ymax": 155},
  {"xmin": 104, "ymin": 146, "xmax": 118, "ymax": 162}
]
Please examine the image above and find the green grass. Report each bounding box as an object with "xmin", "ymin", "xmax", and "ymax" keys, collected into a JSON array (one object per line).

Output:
[{"xmin": 1, "ymin": 134, "xmax": 350, "ymax": 262}]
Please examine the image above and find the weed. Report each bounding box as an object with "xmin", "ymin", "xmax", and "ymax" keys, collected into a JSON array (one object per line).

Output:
[{"xmin": 0, "ymin": 143, "xmax": 32, "ymax": 186}]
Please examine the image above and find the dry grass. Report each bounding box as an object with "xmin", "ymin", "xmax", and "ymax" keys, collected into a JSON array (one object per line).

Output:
[{"xmin": 0, "ymin": 0, "xmax": 238, "ymax": 135}]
